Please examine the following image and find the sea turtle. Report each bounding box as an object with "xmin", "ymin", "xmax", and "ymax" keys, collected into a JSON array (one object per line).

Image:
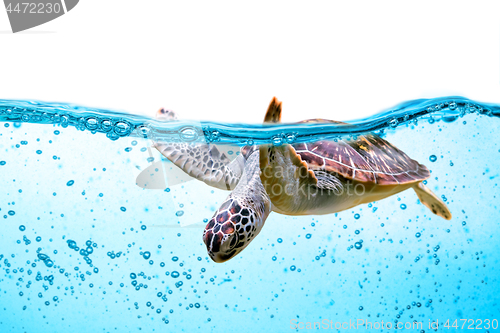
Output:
[{"xmin": 153, "ymin": 97, "xmax": 451, "ymax": 263}]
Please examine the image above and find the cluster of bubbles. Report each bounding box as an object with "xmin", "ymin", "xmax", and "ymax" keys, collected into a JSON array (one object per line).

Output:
[
  {"xmin": 37, "ymin": 253, "xmax": 54, "ymax": 268},
  {"xmin": 66, "ymin": 239, "xmax": 99, "ymax": 277},
  {"xmin": 0, "ymin": 222, "xmax": 221, "ymax": 326},
  {"xmin": 107, "ymin": 250, "xmax": 123, "ymax": 259}
]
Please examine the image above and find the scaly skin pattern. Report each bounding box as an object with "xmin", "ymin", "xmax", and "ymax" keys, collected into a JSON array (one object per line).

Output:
[
  {"xmin": 203, "ymin": 151, "xmax": 271, "ymax": 263},
  {"xmin": 154, "ymin": 107, "xmax": 244, "ymax": 190}
]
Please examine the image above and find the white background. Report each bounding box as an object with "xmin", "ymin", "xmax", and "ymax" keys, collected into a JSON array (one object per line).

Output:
[{"xmin": 0, "ymin": 0, "xmax": 499, "ymax": 123}]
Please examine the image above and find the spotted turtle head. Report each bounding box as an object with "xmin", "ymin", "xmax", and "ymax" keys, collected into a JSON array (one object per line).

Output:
[{"xmin": 203, "ymin": 195, "xmax": 268, "ymax": 263}]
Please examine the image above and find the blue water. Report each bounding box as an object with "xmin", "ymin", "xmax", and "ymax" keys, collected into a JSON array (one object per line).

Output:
[{"xmin": 0, "ymin": 97, "xmax": 498, "ymax": 332}]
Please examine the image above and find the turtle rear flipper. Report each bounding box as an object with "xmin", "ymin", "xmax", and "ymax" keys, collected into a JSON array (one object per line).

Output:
[
  {"xmin": 413, "ymin": 182, "xmax": 452, "ymax": 220},
  {"xmin": 263, "ymin": 97, "xmax": 282, "ymax": 123}
]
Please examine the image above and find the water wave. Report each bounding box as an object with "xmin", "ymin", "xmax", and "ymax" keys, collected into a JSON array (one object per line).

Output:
[{"xmin": 0, "ymin": 96, "xmax": 499, "ymax": 144}]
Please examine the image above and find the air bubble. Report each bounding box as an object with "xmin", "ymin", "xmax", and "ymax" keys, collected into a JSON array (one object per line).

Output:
[
  {"xmin": 114, "ymin": 121, "xmax": 131, "ymax": 136},
  {"xmin": 208, "ymin": 130, "xmax": 220, "ymax": 142},
  {"xmin": 85, "ymin": 117, "xmax": 99, "ymax": 130},
  {"xmin": 272, "ymin": 136, "xmax": 283, "ymax": 146},
  {"xmin": 180, "ymin": 127, "xmax": 199, "ymax": 142},
  {"xmin": 388, "ymin": 118, "xmax": 398, "ymax": 128},
  {"xmin": 100, "ymin": 120, "xmax": 112, "ymax": 132}
]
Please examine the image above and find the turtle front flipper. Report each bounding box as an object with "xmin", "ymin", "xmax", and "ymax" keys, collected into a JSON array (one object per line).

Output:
[
  {"xmin": 260, "ymin": 143, "xmax": 319, "ymax": 214},
  {"xmin": 260, "ymin": 97, "xmax": 320, "ymax": 214},
  {"xmin": 203, "ymin": 150, "xmax": 271, "ymax": 263},
  {"xmin": 153, "ymin": 108, "xmax": 245, "ymax": 190},
  {"xmin": 154, "ymin": 141, "xmax": 245, "ymax": 190},
  {"xmin": 413, "ymin": 182, "xmax": 452, "ymax": 220}
]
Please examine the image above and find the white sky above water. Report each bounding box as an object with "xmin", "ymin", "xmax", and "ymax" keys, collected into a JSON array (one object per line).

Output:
[{"xmin": 0, "ymin": 0, "xmax": 499, "ymax": 123}]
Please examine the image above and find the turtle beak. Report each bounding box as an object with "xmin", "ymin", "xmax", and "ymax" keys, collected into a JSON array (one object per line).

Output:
[
  {"xmin": 203, "ymin": 226, "xmax": 239, "ymax": 263},
  {"xmin": 208, "ymin": 251, "xmax": 236, "ymax": 263}
]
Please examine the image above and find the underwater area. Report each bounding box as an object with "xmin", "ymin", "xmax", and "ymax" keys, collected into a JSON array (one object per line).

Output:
[{"xmin": 0, "ymin": 97, "xmax": 498, "ymax": 332}]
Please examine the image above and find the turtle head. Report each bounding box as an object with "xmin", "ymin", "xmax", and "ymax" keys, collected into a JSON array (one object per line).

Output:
[
  {"xmin": 203, "ymin": 182, "xmax": 271, "ymax": 263},
  {"xmin": 203, "ymin": 149, "xmax": 271, "ymax": 263}
]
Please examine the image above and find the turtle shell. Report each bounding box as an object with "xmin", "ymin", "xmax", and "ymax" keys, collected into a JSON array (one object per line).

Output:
[{"xmin": 292, "ymin": 119, "xmax": 430, "ymax": 185}]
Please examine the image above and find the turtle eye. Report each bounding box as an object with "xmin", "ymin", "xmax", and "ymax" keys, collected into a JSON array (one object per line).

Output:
[{"xmin": 229, "ymin": 233, "xmax": 239, "ymax": 249}]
